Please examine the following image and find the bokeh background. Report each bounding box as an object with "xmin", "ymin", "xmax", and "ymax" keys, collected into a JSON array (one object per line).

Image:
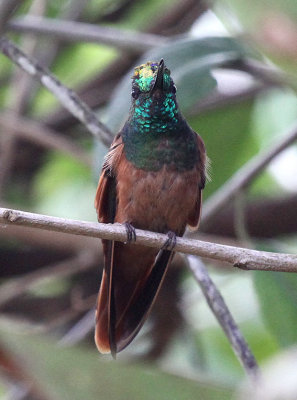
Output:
[{"xmin": 1, "ymin": 0, "xmax": 297, "ymax": 399}]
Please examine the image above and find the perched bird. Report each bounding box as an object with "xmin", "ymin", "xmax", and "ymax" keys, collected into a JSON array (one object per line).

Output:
[{"xmin": 95, "ymin": 59, "xmax": 207, "ymax": 356}]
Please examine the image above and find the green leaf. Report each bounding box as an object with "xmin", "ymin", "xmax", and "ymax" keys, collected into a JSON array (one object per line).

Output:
[
  {"xmin": 33, "ymin": 43, "xmax": 117, "ymax": 116},
  {"xmin": 196, "ymin": 321, "xmax": 279, "ymax": 381},
  {"xmin": 252, "ymin": 89, "xmax": 297, "ymax": 146},
  {"xmin": 0, "ymin": 332, "xmax": 235, "ymax": 400},
  {"xmin": 253, "ymin": 271, "xmax": 297, "ymax": 347},
  {"xmin": 33, "ymin": 152, "xmax": 96, "ymax": 220},
  {"xmin": 174, "ymin": 64, "xmax": 217, "ymax": 113},
  {"xmin": 188, "ymin": 99, "xmax": 259, "ymax": 197},
  {"xmin": 33, "ymin": 152, "xmax": 91, "ymax": 199}
]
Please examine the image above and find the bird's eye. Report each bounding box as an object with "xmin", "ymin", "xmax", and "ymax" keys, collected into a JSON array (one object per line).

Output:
[
  {"xmin": 131, "ymin": 87, "xmax": 140, "ymax": 99},
  {"xmin": 172, "ymin": 85, "xmax": 177, "ymax": 94}
]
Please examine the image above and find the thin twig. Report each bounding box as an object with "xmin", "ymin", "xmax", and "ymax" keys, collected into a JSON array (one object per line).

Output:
[
  {"xmin": 223, "ymin": 58, "xmax": 288, "ymax": 88},
  {"xmin": 201, "ymin": 121, "xmax": 297, "ymax": 226},
  {"xmin": 0, "ymin": 36, "xmax": 113, "ymax": 147},
  {"xmin": 189, "ymin": 83, "xmax": 273, "ymax": 116},
  {"xmin": 12, "ymin": 0, "xmax": 90, "ymax": 114},
  {"xmin": 0, "ymin": 251, "xmax": 97, "ymax": 307},
  {"xmin": 187, "ymin": 255, "xmax": 259, "ymax": 379},
  {"xmin": 8, "ymin": 16, "xmax": 167, "ymax": 53},
  {"xmin": 0, "ymin": 207, "xmax": 297, "ymax": 272},
  {"xmin": 0, "ymin": 112, "xmax": 92, "ymax": 167},
  {"xmin": 197, "ymin": 195, "xmax": 297, "ymax": 239},
  {"xmin": 59, "ymin": 308, "xmax": 95, "ymax": 346},
  {"xmin": 190, "ymin": 58, "xmax": 285, "ymax": 117}
]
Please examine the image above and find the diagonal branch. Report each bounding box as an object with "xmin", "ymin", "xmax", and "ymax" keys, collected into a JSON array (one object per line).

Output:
[
  {"xmin": 187, "ymin": 256, "xmax": 259, "ymax": 379},
  {"xmin": 0, "ymin": 112, "xmax": 92, "ymax": 167},
  {"xmin": 0, "ymin": 207, "xmax": 297, "ymax": 272},
  {"xmin": 0, "ymin": 36, "xmax": 113, "ymax": 147},
  {"xmin": 201, "ymin": 121, "xmax": 297, "ymax": 226},
  {"xmin": 0, "ymin": 251, "xmax": 97, "ymax": 307}
]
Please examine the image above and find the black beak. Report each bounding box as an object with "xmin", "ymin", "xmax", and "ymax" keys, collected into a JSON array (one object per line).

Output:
[{"xmin": 152, "ymin": 59, "xmax": 164, "ymax": 91}]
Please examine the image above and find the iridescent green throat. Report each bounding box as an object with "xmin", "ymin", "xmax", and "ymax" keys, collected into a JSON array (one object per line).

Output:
[
  {"xmin": 122, "ymin": 94, "xmax": 198, "ymax": 172},
  {"xmin": 132, "ymin": 92, "xmax": 178, "ymax": 134}
]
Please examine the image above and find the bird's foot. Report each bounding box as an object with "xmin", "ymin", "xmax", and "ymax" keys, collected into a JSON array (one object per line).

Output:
[
  {"xmin": 162, "ymin": 231, "xmax": 177, "ymax": 251},
  {"xmin": 124, "ymin": 222, "xmax": 136, "ymax": 243}
]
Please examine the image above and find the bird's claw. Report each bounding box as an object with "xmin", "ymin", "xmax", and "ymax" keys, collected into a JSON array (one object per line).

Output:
[
  {"xmin": 162, "ymin": 231, "xmax": 177, "ymax": 250},
  {"xmin": 124, "ymin": 222, "xmax": 136, "ymax": 243}
]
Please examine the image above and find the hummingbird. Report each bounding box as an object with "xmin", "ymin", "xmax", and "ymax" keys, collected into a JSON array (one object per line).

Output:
[{"xmin": 94, "ymin": 59, "xmax": 207, "ymax": 357}]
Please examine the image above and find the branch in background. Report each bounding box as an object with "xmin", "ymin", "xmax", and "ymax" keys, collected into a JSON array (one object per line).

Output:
[
  {"xmin": 225, "ymin": 58, "xmax": 288, "ymax": 88},
  {"xmin": 44, "ymin": 0, "xmax": 207, "ymax": 132},
  {"xmin": 45, "ymin": 59, "xmax": 131, "ymax": 133},
  {"xmin": 0, "ymin": 112, "xmax": 92, "ymax": 167},
  {"xmin": 1, "ymin": 207, "xmax": 297, "ymax": 272},
  {"xmin": 1, "ymin": 285, "xmax": 92, "ymax": 329},
  {"xmin": 201, "ymin": 121, "xmax": 297, "ymax": 226},
  {"xmin": 11, "ymin": 0, "xmax": 90, "ymax": 115},
  {"xmin": 187, "ymin": 256, "xmax": 259, "ymax": 379},
  {"xmin": 203, "ymin": 194, "xmax": 297, "ymax": 239},
  {"xmin": 0, "ymin": 1, "xmax": 92, "ymax": 201},
  {"xmin": 0, "ymin": 37, "xmax": 113, "ymax": 147},
  {"xmin": 8, "ymin": 16, "xmax": 167, "ymax": 53},
  {"xmin": 0, "ymin": 0, "xmax": 45, "ymax": 199},
  {"xmin": 190, "ymin": 83, "xmax": 273, "ymax": 116},
  {"xmin": 0, "ymin": 251, "xmax": 97, "ymax": 307},
  {"xmin": 0, "ymin": 0, "xmax": 24, "ymax": 34},
  {"xmin": 59, "ymin": 308, "xmax": 95, "ymax": 346}
]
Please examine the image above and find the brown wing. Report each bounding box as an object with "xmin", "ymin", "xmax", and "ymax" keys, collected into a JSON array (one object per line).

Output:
[
  {"xmin": 187, "ymin": 132, "xmax": 207, "ymax": 230},
  {"xmin": 94, "ymin": 133, "xmax": 123, "ymax": 223},
  {"xmin": 94, "ymin": 134, "xmax": 123, "ymax": 355},
  {"xmin": 94, "ymin": 134, "xmax": 175, "ymax": 356}
]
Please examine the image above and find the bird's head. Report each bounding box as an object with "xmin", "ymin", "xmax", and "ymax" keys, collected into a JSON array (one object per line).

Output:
[
  {"xmin": 129, "ymin": 59, "xmax": 180, "ymax": 132},
  {"xmin": 131, "ymin": 59, "xmax": 176, "ymax": 102}
]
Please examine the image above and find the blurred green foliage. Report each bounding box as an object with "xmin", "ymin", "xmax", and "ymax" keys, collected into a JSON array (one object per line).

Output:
[
  {"xmin": 0, "ymin": 331, "xmax": 234, "ymax": 400},
  {"xmin": 254, "ymin": 271, "xmax": 297, "ymax": 346},
  {"xmin": 189, "ymin": 100, "xmax": 258, "ymax": 197},
  {"xmin": 33, "ymin": 43, "xmax": 117, "ymax": 116},
  {"xmin": 33, "ymin": 152, "xmax": 95, "ymax": 219}
]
